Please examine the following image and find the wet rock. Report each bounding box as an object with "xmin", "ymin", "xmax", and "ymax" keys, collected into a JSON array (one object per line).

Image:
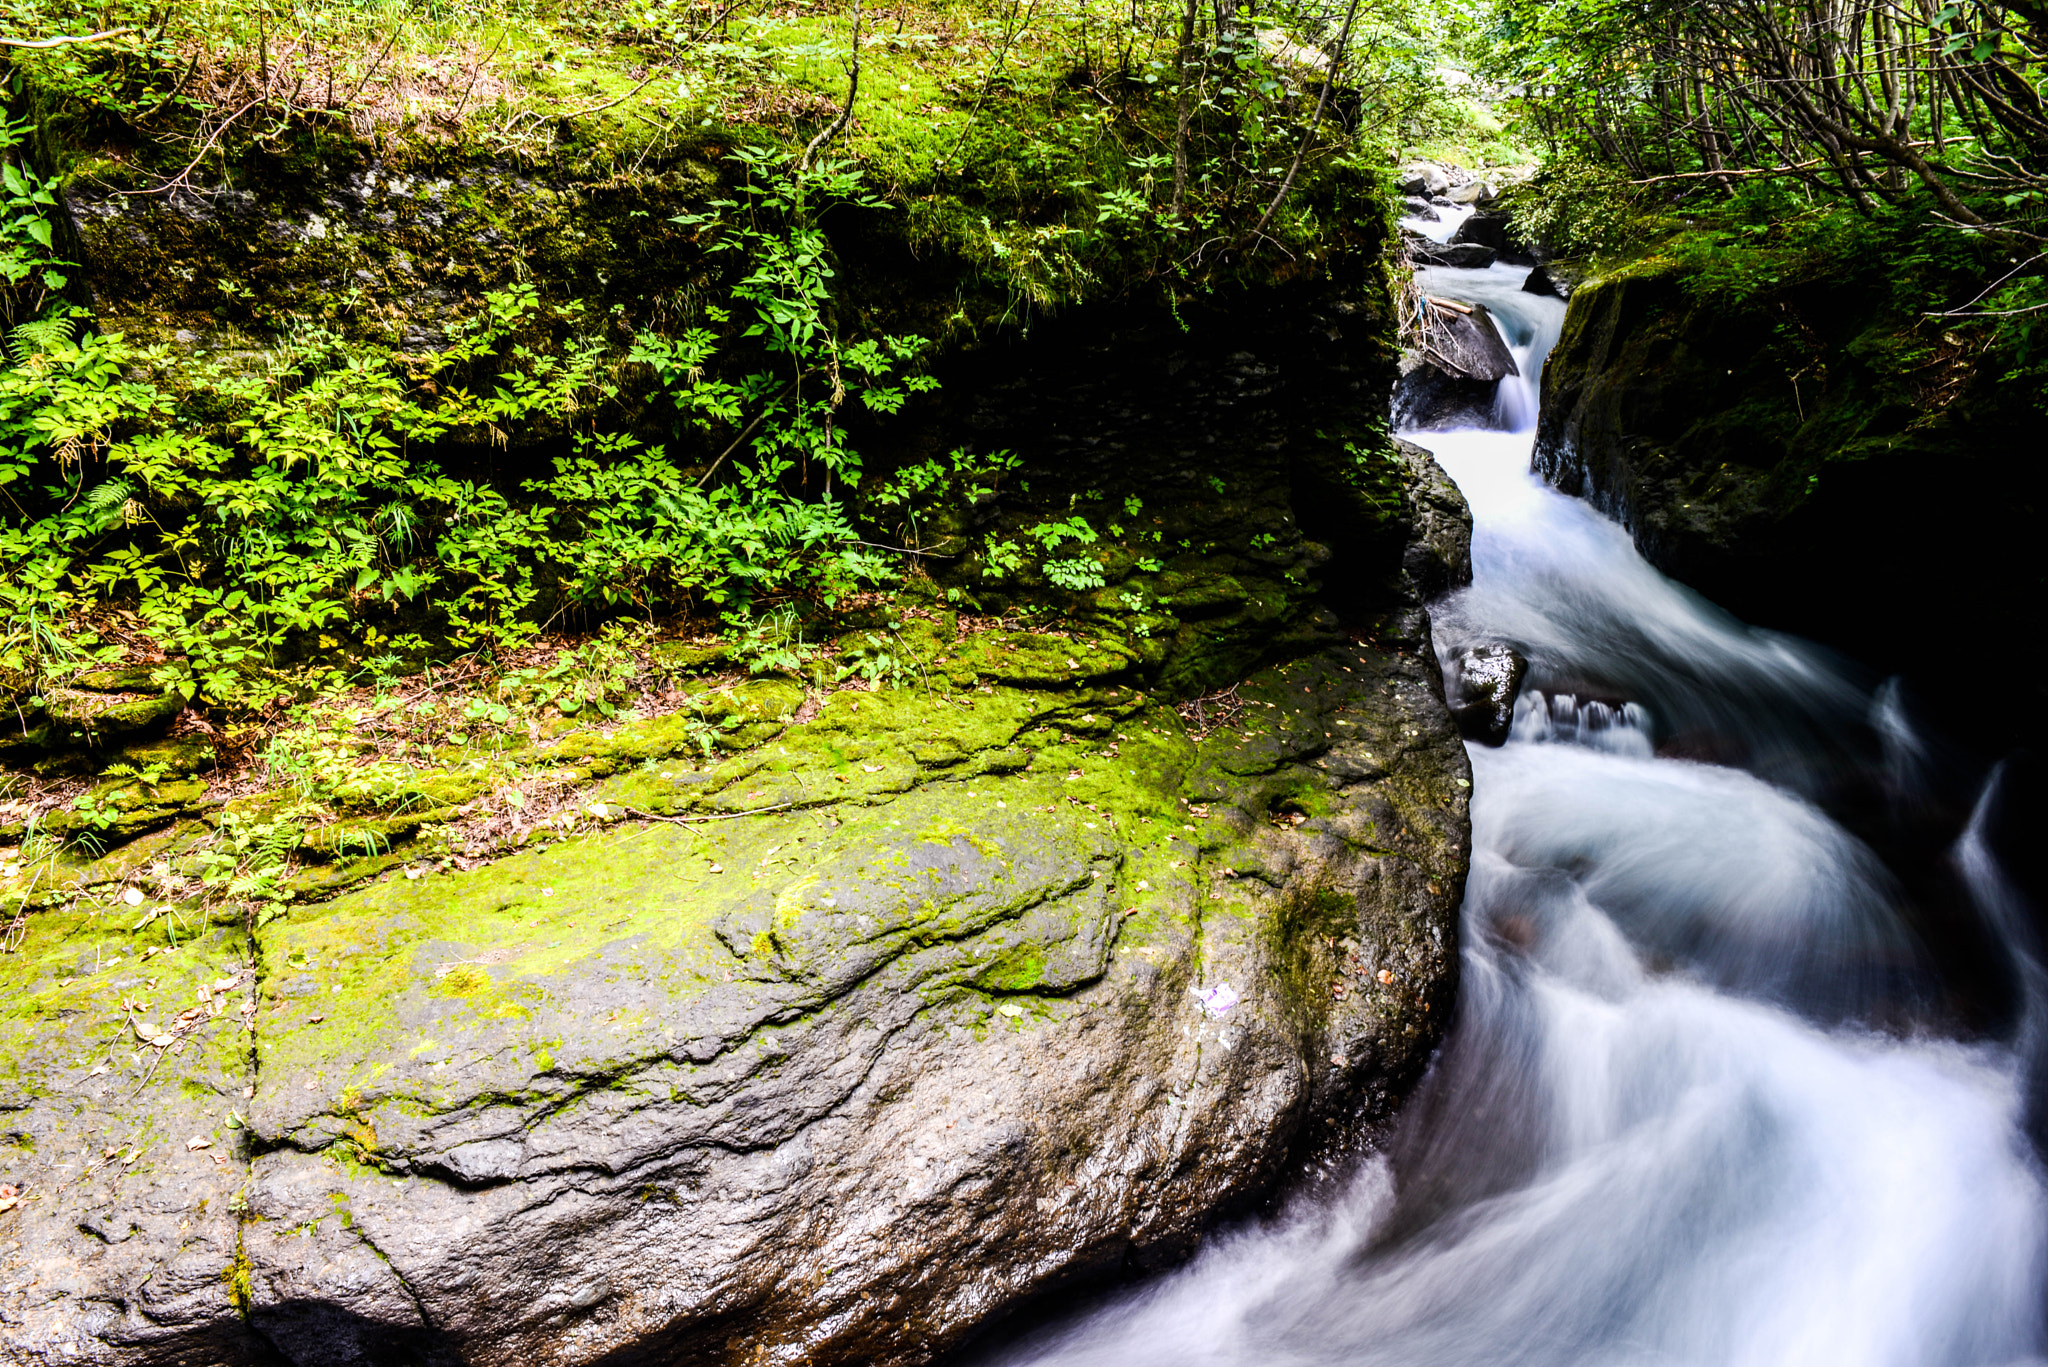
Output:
[
  {"xmin": 0, "ymin": 644, "xmax": 1471, "ymax": 1367},
  {"xmin": 1391, "ymin": 301, "xmax": 1519, "ymax": 432},
  {"xmin": 1411, "ymin": 301, "xmax": 1518, "ymax": 385},
  {"xmin": 1393, "ymin": 364, "xmax": 1500, "ymax": 433},
  {"xmin": 1402, "ymin": 197, "xmax": 1441, "ymax": 221},
  {"xmin": 1447, "ymin": 180, "xmax": 1496, "ymax": 206},
  {"xmin": 1450, "ymin": 211, "xmax": 1539, "ymax": 265},
  {"xmin": 1394, "ymin": 440, "xmax": 1474, "ymax": 602},
  {"xmin": 1533, "ymin": 260, "xmax": 2043, "ymax": 754},
  {"xmin": 1522, "ymin": 263, "xmax": 1569, "ymax": 299},
  {"xmin": 1407, "ymin": 239, "xmax": 1497, "ymax": 270},
  {"xmin": 1447, "ymin": 642, "xmax": 1528, "ymax": 746},
  {"xmin": 1399, "ymin": 164, "xmax": 1451, "ymax": 197}
]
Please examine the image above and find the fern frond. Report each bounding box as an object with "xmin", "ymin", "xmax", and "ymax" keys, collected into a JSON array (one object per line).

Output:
[{"xmin": 8, "ymin": 307, "xmax": 80, "ymax": 362}]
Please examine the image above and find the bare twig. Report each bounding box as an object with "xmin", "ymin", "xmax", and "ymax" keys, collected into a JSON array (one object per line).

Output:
[
  {"xmin": 117, "ymin": 97, "xmax": 263, "ymax": 197},
  {"xmin": 555, "ymin": 73, "xmax": 660, "ymax": 123},
  {"xmin": 799, "ymin": 0, "xmax": 862, "ymax": 169},
  {"xmin": 694, "ymin": 381, "xmax": 798, "ymax": 488},
  {"xmin": 450, "ymin": 32, "xmax": 508, "ymax": 122},
  {"xmin": 621, "ymin": 801, "xmax": 797, "ymax": 824},
  {"xmin": 0, "ymin": 26, "xmax": 134, "ymax": 49},
  {"xmin": 1239, "ymin": 0, "xmax": 1364, "ymax": 252}
]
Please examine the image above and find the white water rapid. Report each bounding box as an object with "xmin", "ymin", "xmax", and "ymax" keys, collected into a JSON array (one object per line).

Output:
[{"xmin": 985, "ymin": 263, "xmax": 2048, "ymax": 1366}]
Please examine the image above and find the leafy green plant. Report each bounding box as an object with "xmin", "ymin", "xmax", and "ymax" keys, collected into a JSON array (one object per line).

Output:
[
  {"xmin": 731, "ymin": 605, "xmax": 815, "ymax": 676},
  {"xmin": 0, "ymin": 114, "xmax": 69, "ymax": 327},
  {"xmin": 833, "ymin": 630, "xmax": 919, "ymax": 690},
  {"xmin": 0, "ymin": 147, "xmax": 965, "ymax": 703},
  {"xmin": 196, "ymin": 811, "xmax": 306, "ymax": 924}
]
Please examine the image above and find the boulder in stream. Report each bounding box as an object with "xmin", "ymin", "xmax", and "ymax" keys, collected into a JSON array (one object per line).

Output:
[
  {"xmin": 1407, "ymin": 240, "xmax": 1498, "ymax": 270},
  {"xmin": 1451, "ymin": 211, "xmax": 1542, "ymax": 265},
  {"xmin": 1399, "ymin": 164, "xmax": 1452, "ymax": 197},
  {"xmin": 1391, "ymin": 300, "xmax": 1519, "ymax": 432},
  {"xmin": 1446, "ymin": 642, "xmax": 1530, "ymax": 746},
  {"xmin": 1521, "ymin": 263, "xmax": 1570, "ymax": 299}
]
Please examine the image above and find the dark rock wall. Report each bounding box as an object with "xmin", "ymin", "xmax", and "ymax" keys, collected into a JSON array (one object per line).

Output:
[{"xmin": 1534, "ymin": 264, "xmax": 2045, "ymax": 754}]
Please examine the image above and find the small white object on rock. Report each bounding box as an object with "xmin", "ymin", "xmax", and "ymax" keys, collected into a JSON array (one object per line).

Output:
[{"xmin": 1192, "ymin": 983, "xmax": 1240, "ymax": 1017}]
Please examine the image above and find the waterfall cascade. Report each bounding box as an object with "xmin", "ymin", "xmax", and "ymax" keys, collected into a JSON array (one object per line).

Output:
[{"xmin": 982, "ymin": 259, "xmax": 2048, "ymax": 1367}]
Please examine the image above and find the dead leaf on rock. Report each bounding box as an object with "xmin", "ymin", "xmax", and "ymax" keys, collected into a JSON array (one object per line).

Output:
[{"xmin": 186, "ymin": 1137, "xmax": 211, "ymax": 1151}]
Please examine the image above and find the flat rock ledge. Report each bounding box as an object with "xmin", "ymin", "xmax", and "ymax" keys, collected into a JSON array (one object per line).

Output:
[{"xmin": 2, "ymin": 623, "xmax": 1468, "ymax": 1367}]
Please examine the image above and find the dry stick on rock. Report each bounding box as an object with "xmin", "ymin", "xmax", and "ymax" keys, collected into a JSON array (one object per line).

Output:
[
  {"xmin": 799, "ymin": 0, "xmax": 863, "ymax": 169},
  {"xmin": 622, "ymin": 802, "xmax": 797, "ymax": 824},
  {"xmin": 1238, "ymin": 0, "xmax": 1363, "ymax": 252}
]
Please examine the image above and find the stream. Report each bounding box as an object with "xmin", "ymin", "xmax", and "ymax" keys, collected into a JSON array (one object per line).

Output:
[{"xmin": 983, "ymin": 263, "xmax": 2048, "ymax": 1366}]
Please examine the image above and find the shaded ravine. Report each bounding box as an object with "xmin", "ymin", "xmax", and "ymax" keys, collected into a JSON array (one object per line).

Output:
[{"xmin": 975, "ymin": 263, "xmax": 2048, "ymax": 1367}]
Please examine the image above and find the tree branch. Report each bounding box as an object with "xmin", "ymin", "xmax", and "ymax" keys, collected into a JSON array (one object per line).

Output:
[{"xmin": 0, "ymin": 26, "xmax": 134, "ymax": 49}]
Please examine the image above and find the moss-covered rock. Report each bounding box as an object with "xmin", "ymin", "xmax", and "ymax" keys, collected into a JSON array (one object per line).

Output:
[{"xmin": 0, "ymin": 522, "xmax": 1470, "ymax": 1367}]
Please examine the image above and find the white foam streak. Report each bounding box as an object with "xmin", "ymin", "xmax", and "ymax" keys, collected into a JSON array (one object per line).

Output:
[{"xmin": 1400, "ymin": 201, "xmax": 1476, "ymax": 245}]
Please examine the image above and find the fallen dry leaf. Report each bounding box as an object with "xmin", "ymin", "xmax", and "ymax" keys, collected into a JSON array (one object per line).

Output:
[
  {"xmin": 149, "ymin": 1034, "xmax": 174, "ymax": 1048},
  {"xmin": 186, "ymin": 1137, "xmax": 211, "ymax": 1151},
  {"xmin": 706, "ymin": 863, "xmax": 724, "ymax": 874},
  {"xmin": 121, "ymin": 887, "xmax": 144, "ymax": 907}
]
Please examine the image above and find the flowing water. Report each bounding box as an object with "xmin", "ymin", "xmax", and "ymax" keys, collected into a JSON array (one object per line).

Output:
[{"xmin": 985, "ymin": 263, "xmax": 2048, "ymax": 1366}]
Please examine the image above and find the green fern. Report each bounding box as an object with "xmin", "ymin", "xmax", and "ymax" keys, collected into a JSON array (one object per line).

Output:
[{"xmin": 7, "ymin": 307, "xmax": 79, "ymax": 362}]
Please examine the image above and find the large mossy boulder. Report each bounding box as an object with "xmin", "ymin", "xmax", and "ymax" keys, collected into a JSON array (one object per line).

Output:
[{"xmin": 0, "ymin": 607, "xmax": 1469, "ymax": 1365}]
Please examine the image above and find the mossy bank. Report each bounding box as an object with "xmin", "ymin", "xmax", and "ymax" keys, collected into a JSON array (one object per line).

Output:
[{"xmin": 0, "ymin": 33, "xmax": 1479, "ymax": 1362}]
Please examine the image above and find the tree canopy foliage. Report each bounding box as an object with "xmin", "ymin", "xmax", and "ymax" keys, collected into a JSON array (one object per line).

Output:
[{"xmin": 1486, "ymin": 1, "xmax": 2047, "ymax": 236}]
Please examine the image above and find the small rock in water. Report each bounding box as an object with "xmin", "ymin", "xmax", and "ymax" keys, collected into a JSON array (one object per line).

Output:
[
  {"xmin": 1522, "ymin": 264, "xmax": 1569, "ymax": 299},
  {"xmin": 1407, "ymin": 239, "xmax": 1498, "ymax": 270},
  {"xmin": 1398, "ymin": 163, "xmax": 1451, "ymax": 197},
  {"xmin": 1448, "ymin": 642, "xmax": 1529, "ymax": 746}
]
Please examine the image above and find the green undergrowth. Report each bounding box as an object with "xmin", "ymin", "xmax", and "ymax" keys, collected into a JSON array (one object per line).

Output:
[{"xmin": 5, "ymin": 0, "xmax": 1447, "ymax": 318}]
